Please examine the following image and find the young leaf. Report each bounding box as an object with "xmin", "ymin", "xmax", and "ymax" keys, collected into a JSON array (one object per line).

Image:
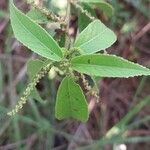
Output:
[
  {"xmin": 74, "ymin": 20, "xmax": 117, "ymax": 54},
  {"xmin": 71, "ymin": 54, "xmax": 150, "ymax": 78},
  {"xmin": 10, "ymin": 1, "xmax": 63, "ymax": 61},
  {"xmin": 55, "ymin": 76, "xmax": 89, "ymax": 122},
  {"xmin": 80, "ymin": 0, "xmax": 114, "ymax": 17}
]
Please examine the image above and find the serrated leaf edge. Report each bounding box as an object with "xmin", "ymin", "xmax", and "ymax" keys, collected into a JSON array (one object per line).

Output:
[
  {"xmin": 71, "ymin": 54, "xmax": 150, "ymax": 78},
  {"xmin": 10, "ymin": 1, "xmax": 63, "ymax": 61}
]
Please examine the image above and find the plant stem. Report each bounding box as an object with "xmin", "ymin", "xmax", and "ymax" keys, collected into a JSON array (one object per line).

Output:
[
  {"xmin": 65, "ymin": 0, "xmax": 71, "ymax": 49},
  {"xmin": 71, "ymin": 0, "xmax": 95, "ymax": 21},
  {"xmin": 25, "ymin": 0, "xmax": 62, "ymax": 22}
]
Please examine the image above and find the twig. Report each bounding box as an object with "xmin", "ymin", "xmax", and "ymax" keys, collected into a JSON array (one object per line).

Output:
[{"xmin": 133, "ymin": 22, "xmax": 150, "ymax": 42}]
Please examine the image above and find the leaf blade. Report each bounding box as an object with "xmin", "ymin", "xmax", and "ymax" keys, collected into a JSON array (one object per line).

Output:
[
  {"xmin": 78, "ymin": 3, "xmax": 96, "ymax": 32},
  {"xmin": 55, "ymin": 76, "xmax": 89, "ymax": 122},
  {"xmin": 71, "ymin": 54, "xmax": 150, "ymax": 78},
  {"xmin": 27, "ymin": 59, "xmax": 44, "ymax": 80},
  {"xmin": 27, "ymin": 59, "xmax": 45, "ymax": 103},
  {"xmin": 80, "ymin": 0, "xmax": 114, "ymax": 17},
  {"xmin": 74, "ymin": 20, "xmax": 117, "ymax": 54},
  {"xmin": 10, "ymin": 1, "xmax": 63, "ymax": 61}
]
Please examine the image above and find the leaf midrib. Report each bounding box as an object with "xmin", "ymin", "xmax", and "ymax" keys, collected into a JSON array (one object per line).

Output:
[
  {"xmin": 76, "ymin": 27, "xmax": 108, "ymax": 48},
  {"xmin": 72, "ymin": 63, "xmax": 149, "ymax": 72},
  {"xmin": 67, "ymin": 78, "xmax": 73, "ymax": 117}
]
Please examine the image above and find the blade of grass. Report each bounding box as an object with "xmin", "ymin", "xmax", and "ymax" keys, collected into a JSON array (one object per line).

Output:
[
  {"xmin": 106, "ymin": 95, "xmax": 150, "ymax": 138},
  {"xmin": 132, "ymin": 76, "xmax": 147, "ymax": 106},
  {"xmin": 78, "ymin": 95, "xmax": 150, "ymax": 149},
  {"xmin": 17, "ymin": 115, "xmax": 90, "ymax": 144},
  {"xmin": 7, "ymin": 57, "xmax": 22, "ymax": 147},
  {"xmin": 0, "ymin": 63, "xmax": 3, "ymax": 101},
  {"xmin": 78, "ymin": 136, "xmax": 150, "ymax": 150},
  {"xmin": 28, "ymin": 98, "xmax": 41, "ymax": 121},
  {"xmin": 125, "ymin": 116, "xmax": 150, "ymax": 130}
]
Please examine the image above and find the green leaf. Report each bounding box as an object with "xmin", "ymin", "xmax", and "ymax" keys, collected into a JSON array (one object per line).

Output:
[
  {"xmin": 10, "ymin": 1, "xmax": 63, "ymax": 61},
  {"xmin": 78, "ymin": 3, "xmax": 96, "ymax": 32},
  {"xmin": 27, "ymin": 8, "xmax": 48, "ymax": 24},
  {"xmin": 27, "ymin": 60, "xmax": 45, "ymax": 103},
  {"xmin": 27, "ymin": 59, "xmax": 44, "ymax": 80},
  {"xmin": 80, "ymin": 0, "xmax": 114, "ymax": 17},
  {"xmin": 55, "ymin": 76, "xmax": 89, "ymax": 122},
  {"xmin": 71, "ymin": 54, "xmax": 150, "ymax": 78},
  {"xmin": 74, "ymin": 20, "xmax": 117, "ymax": 54},
  {"xmin": 31, "ymin": 88, "xmax": 45, "ymax": 103}
]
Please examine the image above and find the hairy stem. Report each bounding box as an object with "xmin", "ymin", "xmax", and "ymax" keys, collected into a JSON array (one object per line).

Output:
[
  {"xmin": 25, "ymin": 0, "xmax": 63, "ymax": 22},
  {"xmin": 71, "ymin": 0, "xmax": 95, "ymax": 21}
]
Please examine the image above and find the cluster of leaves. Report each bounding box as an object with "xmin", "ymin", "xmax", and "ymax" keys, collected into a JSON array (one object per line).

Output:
[{"xmin": 9, "ymin": 0, "xmax": 150, "ymax": 122}]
